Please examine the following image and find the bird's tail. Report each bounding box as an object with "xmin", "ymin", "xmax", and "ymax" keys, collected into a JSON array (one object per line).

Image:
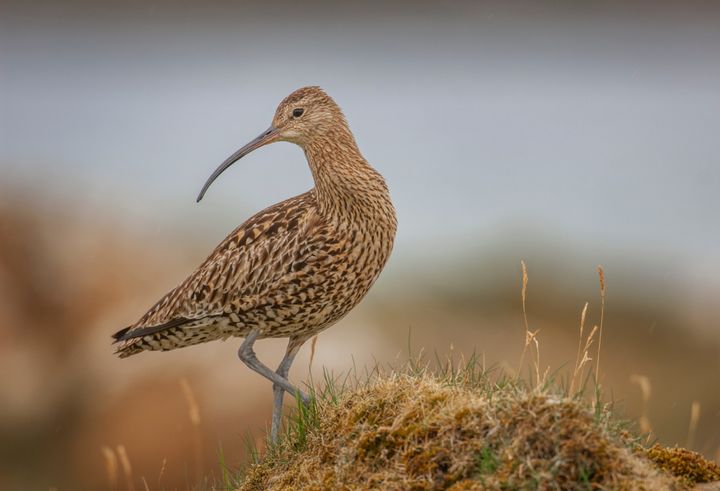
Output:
[{"xmin": 111, "ymin": 317, "xmax": 225, "ymax": 358}]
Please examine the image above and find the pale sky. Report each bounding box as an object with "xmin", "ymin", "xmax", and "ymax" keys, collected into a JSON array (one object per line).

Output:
[{"xmin": 2, "ymin": 4, "xmax": 719, "ymax": 275}]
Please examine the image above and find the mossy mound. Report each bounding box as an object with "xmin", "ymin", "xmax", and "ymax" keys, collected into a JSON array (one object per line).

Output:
[
  {"xmin": 645, "ymin": 444, "xmax": 720, "ymax": 487},
  {"xmin": 237, "ymin": 370, "xmax": 718, "ymax": 490}
]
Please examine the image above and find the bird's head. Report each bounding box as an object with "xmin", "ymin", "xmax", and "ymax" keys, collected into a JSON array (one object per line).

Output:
[
  {"xmin": 197, "ymin": 86, "xmax": 347, "ymax": 202},
  {"xmin": 271, "ymin": 86, "xmax": 346, "ymax": 144}
]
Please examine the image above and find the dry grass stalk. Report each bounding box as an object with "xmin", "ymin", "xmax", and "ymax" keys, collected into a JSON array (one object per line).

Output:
[
  {"xmin": 596, "ymin": 265, "xmax": 606, "ymax": 378},
  {"xmin": 180, "ymin": 378, "xmax": 201, "ymax": 426},
  {"xmin": 569, "ymin": 302, "xmax": 589, "ymax": 395},
  {"xmin": 513, "ymin": 261, "xmax": 548, "ymax": 390},
  {"xmin": 157, "ymin": 457, "xmax": 167, "ymax": 486},
  {"xmin": 309, "ymin": 335, "xmax": 318, "ymax": 373},
  {"xmin": 583, "ymin": 326, "xmax": 598, "ymax": 362},
  {"xmin": 517, "ymin": 260, "xmax": 531, "ymax": 377},
  {"xmin": 116, "ymin": 444, "xmax": 134, "ymax": 491},
  {"xmin": 101, "ymin": 445, "xmax": 118, "ymax": 489},
  {"xmin": 180, "ymin": 378, "xmax": 203, "ymax": 482},
  {"xmin": 569, "ymin": 300, "xmax": 601, "ymax": 398},
  {"xmin": 630, "ymin": 374, "xmax": 653, "ymax": 436},
  {"xmin": 456, "ymin": 348, "xmax": 465, "ymax": 370},
  {"xmin": 687, "ymin": 401, "xmax": 701, "ymax": 450},
  {"xmin": 141, "ymin": 477, "xmax": 150, "ymax": 491},
  {"xmin": 531, "ymin": 332, "xmax": 546, "ymax": 389}
]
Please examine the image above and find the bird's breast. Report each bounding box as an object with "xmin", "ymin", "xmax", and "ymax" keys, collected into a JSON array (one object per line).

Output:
[{"xmin": 323, "ymin": 218, "xmax": 394, "ymax": 293}]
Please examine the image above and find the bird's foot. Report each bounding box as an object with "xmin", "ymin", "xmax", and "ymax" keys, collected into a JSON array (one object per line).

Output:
[
  {"xmin": 269, "ymin": 385, "xmax": 311, "ymax": 443},
  {"xmin": 286, "ymin": 386, "xmax": 311, "ymax": 407}
]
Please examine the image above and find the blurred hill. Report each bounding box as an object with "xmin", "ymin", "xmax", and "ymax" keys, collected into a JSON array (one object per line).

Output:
[{"xmin": 0, "ymin": 191, "xmax": 718, "ymax": 490}]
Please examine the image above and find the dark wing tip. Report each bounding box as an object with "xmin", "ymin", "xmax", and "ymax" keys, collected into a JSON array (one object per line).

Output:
[
  {"xmin": 112, "ymin": 326, "xmax": 132, "ymax": 343},
  {"xmin": 111, "ymin": 317, "xmax": 192, "ymax": 344}
]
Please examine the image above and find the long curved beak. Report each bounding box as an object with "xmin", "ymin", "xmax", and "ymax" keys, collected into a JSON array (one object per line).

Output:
[{"xmin": 196, "ymin": 125, "xmax": 279, "ymax": 202}]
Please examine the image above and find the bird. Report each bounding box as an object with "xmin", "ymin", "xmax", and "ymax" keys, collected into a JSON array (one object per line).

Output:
[{"xmin": 112, "ymin": 86, "xmax": 397, "ymax": 442}]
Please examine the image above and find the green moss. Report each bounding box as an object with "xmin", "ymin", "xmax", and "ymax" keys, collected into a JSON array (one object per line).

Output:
[{"xmin": 474, "ymin": 447, "xmax": 500, "ymax": 476}]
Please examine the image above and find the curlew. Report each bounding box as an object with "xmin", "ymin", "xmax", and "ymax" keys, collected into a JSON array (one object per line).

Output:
[{"xmin": 113, "ymin": 86, "xmax": 397, "ymax": 441}]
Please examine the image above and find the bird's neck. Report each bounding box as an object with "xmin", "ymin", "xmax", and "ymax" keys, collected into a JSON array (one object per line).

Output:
[{"xmin": 303, "ymin": 130, "xmax": 394, "ymax": 224}]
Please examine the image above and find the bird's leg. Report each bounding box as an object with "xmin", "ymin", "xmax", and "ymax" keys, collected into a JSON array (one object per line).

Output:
[
  {"xmin": 238, "ymin": 329, "xmax": 311, "ymax": 436},
  {"xmin": 270, "ymin": 335, "xmax": 309, "ymax": 441}
]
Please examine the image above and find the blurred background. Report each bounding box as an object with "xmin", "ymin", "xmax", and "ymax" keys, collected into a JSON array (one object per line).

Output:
[{"xmin": 1, "ymin": 1, "xmax": 719, "ymax": 489}]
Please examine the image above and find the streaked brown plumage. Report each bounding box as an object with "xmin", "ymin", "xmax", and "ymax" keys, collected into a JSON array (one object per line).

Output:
[{"xmin": 113, "ymin": 86, "xmax": 397, "ymax": 440}]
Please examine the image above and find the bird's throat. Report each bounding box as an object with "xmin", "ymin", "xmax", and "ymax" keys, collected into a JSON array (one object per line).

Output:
[{"xmin": 305, "ymin": 138, "xmax": 373, "ymax": 211}]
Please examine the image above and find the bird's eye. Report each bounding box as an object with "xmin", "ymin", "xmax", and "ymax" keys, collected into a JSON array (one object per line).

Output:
[{"xmin": 292, "ymin": 108, "xmax": 304, "ymax": 118}]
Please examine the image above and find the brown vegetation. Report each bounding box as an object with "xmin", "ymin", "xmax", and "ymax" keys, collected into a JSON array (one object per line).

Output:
[
  {"xmin": 646, "ymin": 444, "xmax": 720, "ymax": 488},
  {"xmin": 239, "ymin": 370, "xmax": 717, "ymax": 490},
  {"xmin": 2, "ymin": 194, "xmax": 719, "ymax": 489}
]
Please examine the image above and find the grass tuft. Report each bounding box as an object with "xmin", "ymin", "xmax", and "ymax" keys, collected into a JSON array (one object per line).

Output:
[{"xmin": 232, "ymin": 360, "xmax": 714, "ymax": 490}]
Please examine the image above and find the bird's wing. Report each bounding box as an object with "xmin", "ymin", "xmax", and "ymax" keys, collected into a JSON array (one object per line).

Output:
[{"xmin": 114, "ymin": 191, "xmax": 326, "ymax": 343}]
